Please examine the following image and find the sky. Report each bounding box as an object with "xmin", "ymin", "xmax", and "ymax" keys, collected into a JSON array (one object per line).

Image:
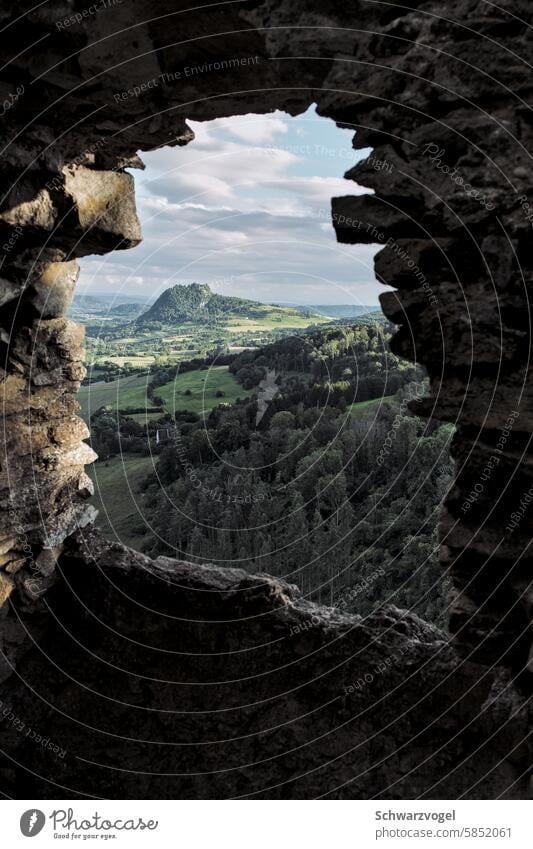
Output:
[{"xmin": 77, "ymin": 105, "xmax": 382, "ymax": 307}]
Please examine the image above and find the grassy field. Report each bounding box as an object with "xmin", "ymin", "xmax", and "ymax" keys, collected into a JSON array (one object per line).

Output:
[
  {"xmin": 78, "ymin": 365, "xmax": 246, "ymax": 422},
  {"xmin": 77, "ymin": 373, "xmax": 151, "ymax": 421},
  {"xmin": 224, "ymin": 306, "xmax": 327, "ymax": 332},
  {"xmin": 100, "ymin": 355, "xmax": 155, "ymax": 368},
  {"xmin": 156, "ymin": 366, "xmax": 247, "ymax": 415},
  {"xmin": 349, "ymin": 396, "xmax": 394, "ymax": 416},
  {"xmin": 89, "ymin": 455, "xmax": 155, "ymax": 549},
  {"xmin": 85, "ymin": 309, "xmax": 329, "ymax": 367},
  {"xmin": 127, "ymin": 411, "xmax": 167, "ymax": 424}
]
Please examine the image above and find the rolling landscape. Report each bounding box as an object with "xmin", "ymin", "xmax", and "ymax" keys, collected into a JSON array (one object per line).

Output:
[
  {"xmin": 74, "ymin": 283, "xmax": 451, "ymax": 626},
  {"xmin": 72, "ymin": 285, "xmax": 380, "ymax": 380},
  {"xmin": 73, "ymin": 283, "xmax": 333, "ymax": 376},
  {"xmin": 76, "ymin": 283, "xmax": 340, "ymax": 425}
]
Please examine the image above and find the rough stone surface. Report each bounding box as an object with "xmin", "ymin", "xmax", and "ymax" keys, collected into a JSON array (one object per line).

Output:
[
  {"xmin": 0, "ymin": 530, "xmax": 530, "ymax": 799},
  {"xmin": 28, "ymin": 261, "xmax": 79, "ymax": 319},
  {"xmin": 0, "ymin": 0, "xmax": 531, "ymax": 799}
]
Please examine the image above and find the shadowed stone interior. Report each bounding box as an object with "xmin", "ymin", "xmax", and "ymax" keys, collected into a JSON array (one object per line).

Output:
[{"xmin": 0, "ymin": 0, "xmax": 532, "ymax": 798}]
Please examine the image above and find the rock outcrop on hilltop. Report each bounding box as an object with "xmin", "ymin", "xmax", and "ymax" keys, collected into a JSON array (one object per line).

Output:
[
  {"xmin": 0, "ymin": 0, "xmax": 532, "ymax": 798},
  {"xmin": 136, "ymin": 282, "xmax": 262, "ymax": 324}
]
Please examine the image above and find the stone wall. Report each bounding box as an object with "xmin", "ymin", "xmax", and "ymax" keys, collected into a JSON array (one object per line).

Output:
[{"xmin": 0, "ymin": 0, "xmax": 532, "ymax": 798}]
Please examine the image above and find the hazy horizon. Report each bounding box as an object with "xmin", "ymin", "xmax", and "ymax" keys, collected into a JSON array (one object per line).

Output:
[{"xmin": 75, "ymin": 287, "xmax": 381, "ymax": 308}]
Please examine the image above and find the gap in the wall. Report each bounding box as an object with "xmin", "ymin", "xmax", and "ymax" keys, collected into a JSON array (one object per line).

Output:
[{"xmin": 73, "ymin": 106, "xmax": 452, "ymax": 627}]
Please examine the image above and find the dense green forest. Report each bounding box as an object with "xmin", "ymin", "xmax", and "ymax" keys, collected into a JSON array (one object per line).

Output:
[
  {"xmin": 105, "ymin": 320, "xmax": 454, "ymax": 625},
  {"xmin": 228, "ymin": 322, "xmax": 411, "ymax": 401}
]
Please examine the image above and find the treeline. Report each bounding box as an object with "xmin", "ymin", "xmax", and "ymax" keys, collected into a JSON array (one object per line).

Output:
[
  {"xmin": 140, "ymin": 390, "xmax": 452, "ymax": 624},
  {"xmin": 230, "ymin": 321, "xmax": 419, "ymax": 415},
  {"xmin": 89, "ymin": 409, "xmax": 152, "ymax": 459},
  {"xmin": 133, "ymin": 321, "xmax": 452, "ymax": 625},
  {"xmin": 150, "ymin": 354, "xmax": 235, "ymax": 390}
]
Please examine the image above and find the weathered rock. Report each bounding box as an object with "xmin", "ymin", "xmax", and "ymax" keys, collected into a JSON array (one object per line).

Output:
[
  {"xmin": 0, "ymin": 530, "xmax": 529, "ymax": 800},
  {"xmin": 0, "ymin": 180, "xmax": 55, "ymax": 231},
  {"xmin": 4, "ymin": 558, "xmax": 26, "ymax": 575},
  {"xmin": 35, "ymin": 546, "xmax": 63, "ymax": 577},
  {"xmin": 28, "ymin": 261, "xmax": 79, "ymax": 318},
  {"xmin": 0, "ymin": 277, "xmax": 24, "ymax": 308},
  {"xmin": 0, "ymin": 574, "xmax": 14, "ymax": 606},
  {"xmin": 62, "ymin": 167, "xmax": 142, "ymax": 255},
  {"xmin": 0, "ymin": 0, "xmax": 531, "ymax": 800}
]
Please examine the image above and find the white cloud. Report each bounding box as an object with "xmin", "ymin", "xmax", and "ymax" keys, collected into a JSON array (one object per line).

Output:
[
  {"xmin": 208, "ymin": 113, "xmax": 289, "ymax": 143},
  {"xmin": 79, "ymin": 110, "xmax": 382, "ymax": 305}
]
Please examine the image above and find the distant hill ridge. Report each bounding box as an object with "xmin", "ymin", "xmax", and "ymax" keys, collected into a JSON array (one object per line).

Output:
[
  {"xmin": 276, "ymin": 303, "xmax": 381, "ymax": 319},
  {"xmin": 135, "ymin": 283, "xmax": 318, "ymax": 325},
  {"xmin": 310, "ymin": 304, "xmax": 380, "ymax": 319},
  {"xmin": 108, "ymin": 302, "xmax": 145, "ymax": 317}
]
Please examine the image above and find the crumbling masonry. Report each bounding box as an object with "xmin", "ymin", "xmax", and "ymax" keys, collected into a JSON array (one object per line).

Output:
[{"xmin": 0, "ymin": 0, "xmax": 532, "ymax": 798}]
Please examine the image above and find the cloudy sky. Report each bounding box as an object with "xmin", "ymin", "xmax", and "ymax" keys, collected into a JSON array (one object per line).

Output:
[{"xmin": 78, "ymin": 105, "xmax": 382, "ymax": 307}]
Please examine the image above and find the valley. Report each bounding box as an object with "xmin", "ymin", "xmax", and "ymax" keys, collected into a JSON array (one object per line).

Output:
[
  {"xmin": 73, "ymin": 283, "xmax": 338, "ymax": 373},
  {"xmin": 78, "ymin": 365, "xmax": 247, "ymax": 423},
  {"xmin": 78, "ymin": 299, "xmax": 452, "ymax": 626}
]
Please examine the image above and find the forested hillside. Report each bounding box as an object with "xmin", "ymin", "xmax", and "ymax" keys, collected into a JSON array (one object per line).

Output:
[
  {"xmin": 229, "ymin": 321, "xmax": 412, "ymax": 401},
  {"xmin": 132, "ymin": 321, "xmax": 453, "ymax": 624},
  {"xmin": 135, "ymin": 282, "xmax": 324, "ymax": 327}
]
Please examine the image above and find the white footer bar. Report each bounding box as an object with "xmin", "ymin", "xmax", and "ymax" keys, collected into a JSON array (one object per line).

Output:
[{"xmin": 4, "ymin": 800, "xmax": 531, "ymax": 847}]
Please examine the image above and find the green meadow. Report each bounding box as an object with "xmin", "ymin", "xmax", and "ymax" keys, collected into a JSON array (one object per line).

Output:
[
  {"xmin": 88, "ymin": 455, "xmax": 156, "ymax": 550},
  {"xmin": 349, "ymin": 396, "xmax": 394, "ymax": 416},
  {"xmin": 155, "ymin": 366, "xmax": 246, "ymax": 415},
  {"xmin": 78, "ymin": 365, "xmax": 246, "ymax": 422}
]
